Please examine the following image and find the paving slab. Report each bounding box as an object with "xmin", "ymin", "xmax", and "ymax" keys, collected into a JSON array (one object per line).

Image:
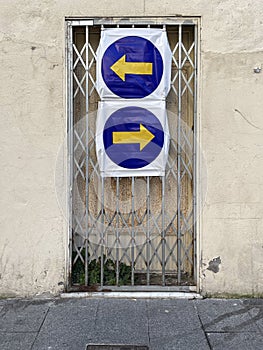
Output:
[
  {"xmin": 243, "ymin": 299, "xmax": 263, "ymax": 334},
  {"xmin": 149, "ymin": 331, "xmax": 210, "ymax": 350},
  {"xmin": 0, "ymin": 299, "xmax": 51, "ymax": 333},
  {"xmin": 195, "ymin": 298, "xmax": 261, "ymax": 333},
  {"xmin": 0, "ymin": 332, "xmax": 37, "ymax": 350},
  {"xmin": 147, "ymin": 299, "xmax": 209, "ymax": 350},
  {"xmin": 89, "ymin": 299, "xmax": 149, "ymax": 346},
  {"xmin": 207, "ymin": 332, "xmax": 263, "ymax": 350},
  {"xmin": 32, "ymin": 299, "xmax": 99, "ymax": 350},
  {"xmin": 147, "ymin": 299, "xmax": 201, "ymax": 335}
]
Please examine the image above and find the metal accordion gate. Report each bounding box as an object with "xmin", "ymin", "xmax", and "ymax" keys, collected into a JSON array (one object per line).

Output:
[{"xmin": 66, "ymin": 17, "xmax": 198, "ymax": 291}]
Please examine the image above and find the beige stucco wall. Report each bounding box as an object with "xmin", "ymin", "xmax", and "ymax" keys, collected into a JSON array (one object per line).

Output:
[{"xmin": 0, "ymin": 0, "xmax": 262, "ymax": 297}]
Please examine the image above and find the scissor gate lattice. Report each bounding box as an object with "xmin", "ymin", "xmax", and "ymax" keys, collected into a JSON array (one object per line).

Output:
[{"xmin": 67, "ymin": 18, "xmax": 198, "ymax": 291}]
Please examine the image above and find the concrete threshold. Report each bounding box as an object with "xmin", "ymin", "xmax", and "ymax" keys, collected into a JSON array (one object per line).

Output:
[{"xmin": 61, "ymin": 291, "xmax": 202, "ymax": 299}]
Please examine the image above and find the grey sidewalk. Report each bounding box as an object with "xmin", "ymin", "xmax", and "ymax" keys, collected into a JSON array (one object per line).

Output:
[{"xmin": 0, "ymin": 297, "xmax": 262, "ymax": 350}]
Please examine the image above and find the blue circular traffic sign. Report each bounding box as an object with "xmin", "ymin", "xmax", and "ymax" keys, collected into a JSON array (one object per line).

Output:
[
  {"xmin": 103, "ymin": 106, "xmax": 164, "ymax": 169},
  {"xmin": 101, "ymin": 36, "xmax": 163, "ymax": 99}
]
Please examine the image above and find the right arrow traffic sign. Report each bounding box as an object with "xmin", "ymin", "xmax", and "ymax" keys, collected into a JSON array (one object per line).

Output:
[
  {"xmin": 112, "ymin": 123, "xmax": 155, "ymax": 151},
  {"xmin": 96, "ymin": 28, "xmax": 172, "ymax": 100},
  {"xmin": 96, "ymin": 101, "xmax": 170, "ymax": 177}
]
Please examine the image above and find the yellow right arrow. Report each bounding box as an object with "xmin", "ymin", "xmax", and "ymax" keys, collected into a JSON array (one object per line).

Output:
[
  {"xmin": 112, "ymin": 124, "xmax": 155, "ymax": 151},
  {"xmin": 110, "ymin": 55, "xmax": 153, "ymax": 81}
]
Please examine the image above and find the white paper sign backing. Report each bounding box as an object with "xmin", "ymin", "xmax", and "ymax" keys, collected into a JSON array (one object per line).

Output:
[
  {"xmin": 96, "ymin": 101, "xmax": 170, "ymax": 177},
  {"xmin": 96, "ymin": 28, "xmax": 172, "ymax": 100}
]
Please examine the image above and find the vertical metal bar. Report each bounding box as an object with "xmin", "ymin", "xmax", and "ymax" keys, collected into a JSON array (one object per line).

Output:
[
  {"xmin": 161, "ymin": 176, "xmax": 166, "ymax": 286},
  {"xmin": 85, "ymin": 25, "xmax": 89, "ymax": 286},
  {"xmin": 146, "ymin": 176, "xmax": 150, "ymax": 285},
  {"xmin": 131, "ymin": 176, "xmax": 135, "ymax": 285},
  {"xmin": 100, "ymin": 24, "xmax": 105, "ymax": 287},
  {"xmin": 193, "ymin": 24, "xmax": 198, "ymax": 283},
  {"xmin": 100, "ymin": 175, "xmax": 105, "ymax": 287},
  {"xmin": 177, "ymin": 24, "xmax": 182, "ymax": 285},
  {"xmin": 67, "ymin": 22, "xmax": 74, "ymax": 288},
  {"xmin": 116, "ymin": 177, "xmax": 120, "ymax": 285}
]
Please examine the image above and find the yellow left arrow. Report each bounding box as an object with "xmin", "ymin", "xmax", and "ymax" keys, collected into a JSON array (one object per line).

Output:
[
  {"xmin": 110, "ymin": 55, "xmax": 153, "ymax": 81},
  {"xmin": 112, "ymin": 124, "xmax": 155, "ymax": 151}
]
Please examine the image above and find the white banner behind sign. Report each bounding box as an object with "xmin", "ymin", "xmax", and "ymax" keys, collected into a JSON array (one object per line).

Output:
[
  {"xmin": 96, "ymin": 28, "xmax": 172, "ymax": 100},
  {"xmin": 96, "ymin": 101, "xmax": 170, "ymax": 177}
]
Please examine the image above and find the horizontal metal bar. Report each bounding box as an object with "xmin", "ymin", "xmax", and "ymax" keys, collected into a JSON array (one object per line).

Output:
[
  {"xmin": 66, "ymin": 285, "xmax": 197, "ymax": 293},
  {"xmin": 66, "ymin": 17, "xmax": 198, "ymax": 26},
  {"xmin": 66, "ymin": 20, "xmax": 94, "ymax": 26},
  {"xmin": 97, "ymin": 285, "xmax": 197, "ymax": 292}
]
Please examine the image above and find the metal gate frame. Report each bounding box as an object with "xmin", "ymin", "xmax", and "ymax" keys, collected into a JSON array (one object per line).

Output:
[{"xmin": 66, "ymin": 17, "xmax": 200, "ymax": 292}]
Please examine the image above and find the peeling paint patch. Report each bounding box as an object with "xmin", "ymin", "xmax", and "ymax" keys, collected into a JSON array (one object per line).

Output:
[
  {"xmin": 207, "ymin": 256, "xmax": 221, "ymax": 273},
  {"xmin": 50, "ymin": 63, "xmax": 59, "ymax": 70}
]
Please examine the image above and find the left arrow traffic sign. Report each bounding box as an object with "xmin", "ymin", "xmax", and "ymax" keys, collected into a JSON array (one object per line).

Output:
[
  {"xmin": 96, "ymin": 28, "xmax": 172, "ymax": 100},
  {"xmin": 112, "ymin": 124, "xmax": 155, "ymax": 151},
  {"xmin": 110, "ymin": 55, "xmax": 153, "ymax": 81},
  {"xmin": 100, "ymin": 35, "xmax": 164, "ymax": 99}
]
